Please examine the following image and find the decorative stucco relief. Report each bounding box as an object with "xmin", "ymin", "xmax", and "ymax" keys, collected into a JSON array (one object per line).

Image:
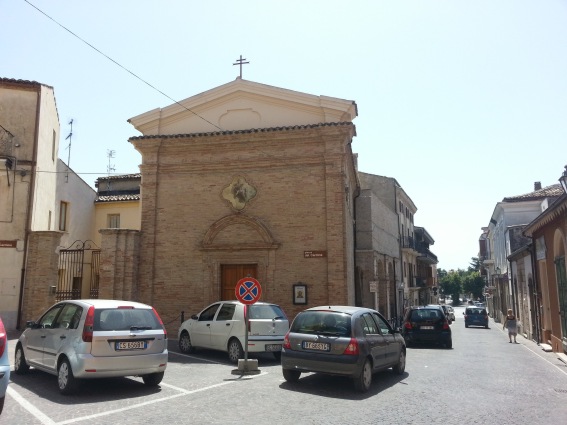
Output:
[{"xmin": 222, "ymin": 176, "xmax": 257, "ymax": 211}]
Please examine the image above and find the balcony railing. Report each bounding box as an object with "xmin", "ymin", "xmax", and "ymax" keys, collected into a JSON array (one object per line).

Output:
[
  {"xmin": 417, "ymin": 247, "xmax": 438, "ymax": 264},
  {"xmin": 414, "ymin": 277, "xmax": 436, "ymax": 288},
  {"xmin": 401, "ymin": 236, "xmax": 416, "ymax": 250}
]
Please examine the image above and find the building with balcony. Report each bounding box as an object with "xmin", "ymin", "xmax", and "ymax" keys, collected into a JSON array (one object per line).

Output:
[
  {"xmin": 482, "ymin": 181, "xmax": 562, "ymax": 333},
  {"xmin": 415, "ymin": 226, "xmax": 438, "ymax": 305}
]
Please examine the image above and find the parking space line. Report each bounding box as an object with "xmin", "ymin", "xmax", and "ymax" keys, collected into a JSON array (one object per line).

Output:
[
  {"xmin": 16, "ymin": 374, "xmax": 267, "ymax": 425},
  {"xmin": 168, "ymin": 351, "xmax": 227, "ymax": 364},
  {"xmin": 7, "ymin": 386, "xmax": 57, "ymax": 425}
]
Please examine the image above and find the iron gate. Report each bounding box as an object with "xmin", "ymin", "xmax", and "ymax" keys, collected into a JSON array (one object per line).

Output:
[{"xmin": 57, "ymin": 240, "xmax": 101, "ymax": 301}]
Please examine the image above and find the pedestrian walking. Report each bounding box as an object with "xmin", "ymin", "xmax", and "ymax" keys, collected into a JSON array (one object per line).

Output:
[{"xmin": 503, "ymin": 309, "xmax": 518, "ymax": 343}]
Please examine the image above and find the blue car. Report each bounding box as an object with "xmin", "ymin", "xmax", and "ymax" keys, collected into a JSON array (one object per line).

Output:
[
  {"xmin": 464, "ymin": 307, "xmax": 489, "ymax": 328},
  {"xmin": 0, "ymin": 317, "xmax": 10, "ymax": 415}
]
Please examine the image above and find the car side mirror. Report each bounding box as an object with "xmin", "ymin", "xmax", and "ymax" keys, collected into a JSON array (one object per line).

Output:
[
  {"xmin": 26, "ymin": 321, "xmax": 38, "ymax": 329},
  {"xmin": 191, "ymin": 314, "xmax": 199, "ymax": 320}
]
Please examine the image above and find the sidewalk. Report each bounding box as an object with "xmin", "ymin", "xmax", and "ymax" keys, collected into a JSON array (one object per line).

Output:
[{"xmin": 490, "ymin": 316, "xmax": 567, "ymax": 371}]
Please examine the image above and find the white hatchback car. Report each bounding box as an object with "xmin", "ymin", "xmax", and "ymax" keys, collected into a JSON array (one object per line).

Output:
[
  {"xmin": 178, "ymin": 301, "xmax": 289, "ymax": 363},
  {"xmin": 14, "ymin": 299, "xmax": 168, "ymax": 394}
]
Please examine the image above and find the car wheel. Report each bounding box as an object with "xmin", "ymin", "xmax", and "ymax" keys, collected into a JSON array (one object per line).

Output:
[
  {"xmin": 282, "ymin": 368, "xmax": 301, "ymax": 382},
  {"xmin": 485, "ymin": 324, "xmax": 489, "ymax": 329},
  {"xmin": 227, "ymin": 338, "xmax": 243, "ymax": 364},
  {"xmin": 0, "ymin": 396, "xmax": 4, "ymax": 415},
  {"xmin": 179, "ymin": 331, "xmax": 196, "ymax": 353},
  {"xmin": 142, "ymin": 372, "xmax": 164, "ymax": 386},
  {"xmin": 353, "ymin": 359, "xmax": 372, "ymax": 392},
  {"xmin": 273, "ymin": 351, "xmax": 282, "ymax": 362},
  {"xmin": 58, "ymin": 358, "xmax": 77, "ymax": 395},
  {"xmin": 393, "ymin": 349, "xmax": 406, "ymax": 375},
  {"xmin": 14, "ymin": 344, "xmax": 29, "ymax": 375},
  {"xmin": 445, "ymin": 338, "xmax": 453, "ymax": 349},
  {"xmin": 465, "ymin": 324, "xmax": 469, "ymax": 328}
]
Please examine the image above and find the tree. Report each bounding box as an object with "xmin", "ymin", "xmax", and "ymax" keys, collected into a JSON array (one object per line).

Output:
[
  {"xmin": 463, "ymin": 271, "xmax": 485, "ymax": 300},
  {"xmin": 438, "ymin": 270, "xmax": 463, "ymax": 306},
  {"xmin": 468, "ymin": 257, "xmax": 481, "ymax": 272}
]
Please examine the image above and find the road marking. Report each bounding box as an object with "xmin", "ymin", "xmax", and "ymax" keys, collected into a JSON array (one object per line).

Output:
[
  {"xmin": 7, "ymin": 386, "xmax": 57, "ymax": 425},
  {"xmin": 57, "ymin": 381, "xmax": 235, "ymax": 424},
  {"xmin": 9, "ymin": 373, "xmax": 268, "ymax": 425},
  {"xmin": 169, "ymin": 351, "xmax": 226, "ymax": 364}
]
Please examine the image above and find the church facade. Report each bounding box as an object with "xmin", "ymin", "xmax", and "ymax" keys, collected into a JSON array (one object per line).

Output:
[{"xmin": 100, "ymin": 78, "xmax": 360, "ymax": 331}]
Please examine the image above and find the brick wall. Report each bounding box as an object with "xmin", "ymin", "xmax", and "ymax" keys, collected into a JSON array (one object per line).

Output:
[
  {"xmin": 21, "ymin": 231, "xmax": 62, "ymax": 323},
  {"xmin": 130, "ymin": 124, "xmax": 357, "ymax": 334},
  {"xmin": 99, "ymin": 229, "xmax": 140, "ymax": 301}
]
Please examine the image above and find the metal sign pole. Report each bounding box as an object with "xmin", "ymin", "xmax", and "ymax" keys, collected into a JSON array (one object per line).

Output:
[{"xmin": 244, "ymin": 305, "xmax": 249, "ymax": 362}]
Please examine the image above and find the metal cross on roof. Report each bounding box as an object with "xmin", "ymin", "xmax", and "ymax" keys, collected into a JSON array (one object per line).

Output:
[{"xmin": 233, "ymin": 55, "xmax": 250, "ymax": 78}]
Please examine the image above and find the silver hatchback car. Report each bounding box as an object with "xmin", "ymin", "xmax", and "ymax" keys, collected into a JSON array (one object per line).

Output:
[{"xmin": 14, "ymin": 299, "xmax": 168, "ymax": 394}]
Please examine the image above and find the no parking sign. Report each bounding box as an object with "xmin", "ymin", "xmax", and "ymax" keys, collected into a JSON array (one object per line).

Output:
[{"xmin": 235, "ymin": 277, "xmax": 262, "ymax": 305}]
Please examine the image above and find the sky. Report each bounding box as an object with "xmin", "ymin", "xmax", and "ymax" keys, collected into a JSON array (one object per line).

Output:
[{"xmin": 1, "ymin": 0, "xmax": 566, "ymax": 271}]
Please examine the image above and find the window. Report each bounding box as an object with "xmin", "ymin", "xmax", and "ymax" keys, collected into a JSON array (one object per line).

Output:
[
  {"xmin": 59, "ymin": 201, "xmax": 68, "ymax": 231},
  {"xmin": 216, "ymin": 304, "xmax": 236, "ymax": 321},
  {"xmin": 361, "ymin": 313, "xmax": 379, "ymax": 335},
  {"xmin": 198, "ymin": 304, "xmax": 220, "ymax": 321},
  {"xmin": 107, "ymin": 214, "xmax": 120, "ymax": 228},
  {"xmin": 372, "ymin": 313, "xmax": 391, "ymax": 335}
]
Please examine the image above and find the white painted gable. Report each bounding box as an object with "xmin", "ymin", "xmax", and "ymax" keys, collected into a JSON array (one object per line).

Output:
[{"xmin": 128, "ymin": 78, "xmax": 357, "ymax": 135}]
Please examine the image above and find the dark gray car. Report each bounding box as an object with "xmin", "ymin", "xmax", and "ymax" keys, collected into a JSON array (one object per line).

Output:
[{"xmin": 281, "ymin": 306, "xmax": 406, "ymax": 392}]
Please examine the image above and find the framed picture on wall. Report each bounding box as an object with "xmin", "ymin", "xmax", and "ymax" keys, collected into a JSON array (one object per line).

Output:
[{"xmin": 293, "ymin": 284, "xmax": 307, "ymax": 305}]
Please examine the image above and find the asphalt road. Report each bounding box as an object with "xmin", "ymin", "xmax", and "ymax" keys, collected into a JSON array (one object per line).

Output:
[{"xmin": 3, "ymin": 306, "xmax": 567, "ymax": 424}]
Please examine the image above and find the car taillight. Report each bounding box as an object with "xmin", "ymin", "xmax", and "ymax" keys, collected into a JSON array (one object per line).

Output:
[
  {"xmin": 404, "ymin": 321, "xmax": 412, "ymax": 330},
  {"xmin": 283, "ymin": 332, "xmax": 291, "ymax": 349},
  {"xmin": 82, "ymin": 306, "xmax": 95, "ymax": 342},
  {"xmin": 343, "ymin": 338, "xmax": 359, "ymax": 355},
  {"xmin": 0, "ymin": 320, "xmax": 6, "ymax": 357},
  {"xmin": 152, "ymin": 307, "xmax": 167, "ymax": 339},
  {"xmin": 442, "ymin": 320, "xmax": 450, "ymax": 330}
]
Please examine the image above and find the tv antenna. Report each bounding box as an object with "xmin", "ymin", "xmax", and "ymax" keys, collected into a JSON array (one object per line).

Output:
[
  {"xmin": 106, "ymin": 149, "xmax": 115, "ymax": 190},
  {"xmin": 64, "ymin": 119, "xmax": 73, "ymax": 182}
]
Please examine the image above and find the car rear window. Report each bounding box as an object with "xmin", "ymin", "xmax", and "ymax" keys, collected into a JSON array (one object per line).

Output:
[
  {"xmin": 466, "ymin": 308, "xmax": 486, "ymax": 315},
  {"xmin": 94, "ymin": 308, "xmax": 161, "ymax": 331},
  {"xmin": 410, "ymin": 309, "xmax": 442, "ymax": 321},
  {"xmin": 248, "ymin": 304, "xmax": 286, "ymax": 320},
  {"xmin": 290, "ymin": 311, "xmax": 351, "ymax": 337}
]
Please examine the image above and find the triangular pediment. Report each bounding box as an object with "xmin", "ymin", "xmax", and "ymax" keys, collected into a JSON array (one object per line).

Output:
[{"xmin": 128, "ymin": 78, "xmax": 357, "ymax": 135}]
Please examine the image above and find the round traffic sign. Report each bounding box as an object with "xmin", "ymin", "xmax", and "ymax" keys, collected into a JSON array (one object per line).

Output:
[{"xmin": 235, "ymin": 277, "xmax": 262, "ymax": 305}]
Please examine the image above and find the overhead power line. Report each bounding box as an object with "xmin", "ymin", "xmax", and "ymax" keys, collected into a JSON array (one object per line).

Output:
[{"xmin": 24, "ymin": 0, "xmax": 222, "ymax": 131}]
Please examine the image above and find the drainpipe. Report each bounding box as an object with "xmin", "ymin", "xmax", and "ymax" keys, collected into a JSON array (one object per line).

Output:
[
  {"xmin": 394, "ymin": 180, "xmax": 404, "ymax": 322},
  {"xmin": 352, "ymin": 181, "xmax": 361, "ymax": 307},
  {"xmin": 17, "ymin": 85, "xmax": 41, "ymax": 329}
]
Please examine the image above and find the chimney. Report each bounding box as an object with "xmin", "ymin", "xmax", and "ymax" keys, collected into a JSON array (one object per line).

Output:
[{"xmin": 534, "ymin": 181, "xmax": 542, "ymax": 191}]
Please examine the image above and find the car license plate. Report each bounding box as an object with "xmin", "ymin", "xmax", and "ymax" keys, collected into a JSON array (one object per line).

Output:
[
  {"xmin": 421, "ymin": 326, "xmax": 434, "ymax": 330},
  {"xmin": 303, "ymin": 341, "xmax": 330, "ymax": 351},
  {"xmin": 115, "ymin": 341, "xmax": 147, "ymax": 350},
  {"xmin": 265, "ymin": 344, "xmax": 282, "ymax": 352}
]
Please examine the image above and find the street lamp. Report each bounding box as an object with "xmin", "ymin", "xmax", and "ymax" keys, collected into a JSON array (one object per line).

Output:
[{"xmin": 559, "ymin": 165, "xmax": 567, "ymax": 194}]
